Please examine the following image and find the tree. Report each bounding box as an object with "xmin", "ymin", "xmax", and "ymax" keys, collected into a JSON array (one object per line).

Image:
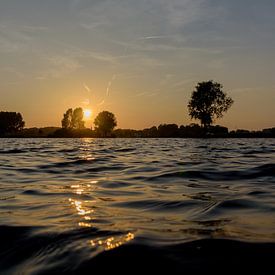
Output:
[
  {"xmin": 61, "ymin": 107, "xmax": 85, "ymax": 129},
  {"xmin": 188, "ymin": 81, "xmax": 233, "ymax": 129},
  {"xmin": 72, "ymin": 108, "xmax": 85, "ymax": 129},
  {"xmin": 0, "ymin": 111, "xmax": 25, "ymax": 135},
  {"xmin": 62, "ymin": 108, "xmax": 73, "ymax": 129},
  {"xmin": 94, "ymin": 111, "xmax": 117, "ymax": 137}
]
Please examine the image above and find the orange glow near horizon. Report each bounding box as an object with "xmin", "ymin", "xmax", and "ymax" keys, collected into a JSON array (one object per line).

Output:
[{"xmin": 83, "ymin": 109, "xmax": 92, "ymax": 120}]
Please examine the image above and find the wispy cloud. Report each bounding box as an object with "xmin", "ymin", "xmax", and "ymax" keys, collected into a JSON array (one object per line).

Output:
[
  {"xmin": 230, "ymin": 87, "xmax": 264, "ymax": 94},
  {"xmin": 80, "ymin": 22, "xmax": 106, "ymax": 30},
  {"xmin": 0, "ymin": 22, "xmax": 49, "ymax": 53},
  {"xmin": 39, "ymin": 55, "xmax": 82, "ymax": 78}
]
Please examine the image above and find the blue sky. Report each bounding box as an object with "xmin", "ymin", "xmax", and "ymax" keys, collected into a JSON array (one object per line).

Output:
[{"xmin": 0, "ymin": 0, "xmax": 274, "ymax": 129}]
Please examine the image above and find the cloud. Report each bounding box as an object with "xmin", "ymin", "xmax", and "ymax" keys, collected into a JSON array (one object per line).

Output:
[
  {"xmin": 0, "ymin": 22, "xmax": 49, "ymax": 53},
  {"xmin": 39, "ymin": 55, "xmax": 82, "ymax": 78},
  {"xmin": 0, "ymin": 24, "xmax": 30, "ymax": 53},
  {"xmin": 230, "ymin": 87, "xmax": 264, "ymax": 94},
  {"xmin": 162, "ymin": 0, "xmax": 206, "ymax": 28},
  {"xmin": 80, "ymin": 22, "xmax": 106, "ymax": 30}
]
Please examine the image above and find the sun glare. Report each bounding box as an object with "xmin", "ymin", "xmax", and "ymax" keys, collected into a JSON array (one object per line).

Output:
[{"xmin": 83, "ymin": 109, "xmax": 92, "ymax": 120}]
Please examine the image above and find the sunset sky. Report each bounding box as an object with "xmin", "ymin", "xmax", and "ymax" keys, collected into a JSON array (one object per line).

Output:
[{"xmin": 0, "ymin": 0, "xmax": 274, "ymax": 130}]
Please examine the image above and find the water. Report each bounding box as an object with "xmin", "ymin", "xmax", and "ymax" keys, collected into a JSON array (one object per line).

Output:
[{"xmin": 0, "ymin": 138, "xmax": 275, "ymax": 274}]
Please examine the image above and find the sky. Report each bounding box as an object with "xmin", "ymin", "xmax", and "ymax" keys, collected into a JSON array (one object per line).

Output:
[{"xmin": 0, "ymin": 0, "xmax": 275, "ymax": 130}]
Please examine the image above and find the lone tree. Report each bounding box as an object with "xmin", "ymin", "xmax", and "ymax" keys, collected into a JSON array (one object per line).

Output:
[
  {"xmin": 0, "ymin": 111, "xmax": 25, "ymax": 135},
  {"xmin": 61, "ymin": 107, "xmax": 85, "ymax": 129},
  {"xmin": 188, "ymin": 81, "xmax": 233, "ymax": 129},
  {"xmin": 94, "ymin": 111, "xmax": 117, "ymax": 137}
]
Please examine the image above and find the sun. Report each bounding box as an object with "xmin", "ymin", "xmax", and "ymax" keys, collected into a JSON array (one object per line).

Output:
[{"xmin": 83, "ymin": 109, "xmax": 92, "ymax": 120}]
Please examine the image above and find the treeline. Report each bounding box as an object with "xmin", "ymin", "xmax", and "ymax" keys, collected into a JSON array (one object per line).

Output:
[
  {"xmin": 1, "ymin": 80, "xmax": 275, "ymax": 138},
  {"xmin": 3, "ymin": 124, "xmax": 275, "ymax": 138}
]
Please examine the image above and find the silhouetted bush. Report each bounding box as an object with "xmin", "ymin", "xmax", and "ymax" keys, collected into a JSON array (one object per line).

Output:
[
  {"xmin": 51, "ymin": 128, "xmax": 95, "ymax": 138},
  {"xmin": 207, "ymin": 125, "xmax": 229, "ymax": 137},
  {"xmin": 158, "ymin": 124, "xmax": 179, "ymax": 137},
  {"xmin": 0, "ymin": 111, "xmax": 25, "ymax": 136},
  {"xmin": 179, "ymin": 124, "xmax": 204, "ymax": 138}
]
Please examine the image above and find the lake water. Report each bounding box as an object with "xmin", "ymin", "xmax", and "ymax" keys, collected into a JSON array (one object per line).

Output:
[{"xmin": 0, "ymin": 138, "xmax": 275, "ymax": 274}]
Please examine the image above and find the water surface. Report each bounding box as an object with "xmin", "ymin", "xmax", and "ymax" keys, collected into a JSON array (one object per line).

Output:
[{"xmin": 0, "ymin": 138, "xmax": 275, "ymax": 274}]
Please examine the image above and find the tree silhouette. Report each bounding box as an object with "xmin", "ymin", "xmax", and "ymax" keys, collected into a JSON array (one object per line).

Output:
[
  {"xmin": 188, "ymin": 81, "xmax": 233, "ymax": 129},
  {"xmin": 61, "ymin": 107, "xmax": 85, "ymax": 129},
  {"xmin": 62, "ymin": 108, "xmax": 73, "ymax": 129},
  {"xmin": 94, "ymin": 111, "xmax": 117, "ymax": 137},
  {"xmin": 72, "ymin": 108, "xmax": 85, "ymax": 129},
  {"xmin": 0, "ymin": 111, "xmax": 25, "ymax": 135}
]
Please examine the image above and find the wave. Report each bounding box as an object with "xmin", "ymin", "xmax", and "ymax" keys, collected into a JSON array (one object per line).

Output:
[
  {"xmin": 149, "ymin": 163, "xmax": 275, "ymax": 181},
  {"xmin": 1, "ymin": 138, "xmax": 275, "ymax": 274},
  {"xmin": 113, "ymin": 199, "xmax": 198, "ymax": 212},
  {"xmin": 0, "ymin": 149, "xmax": 26, "ymax": 154},
  {"xmin": 0, "ymin": 225, "xmax": 274, "ymax": 274}
]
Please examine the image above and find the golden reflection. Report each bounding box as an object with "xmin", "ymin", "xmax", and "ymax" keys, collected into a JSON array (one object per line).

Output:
[
  {"xmin": 70, "ymin": 183, "xmax": 96, "ymax": 195},
  {"xmin": 80, "ymin": 155, "xmax": 95, "ymax": 161},
  {"xmin": 90, "ymin": 232, "xmax": 135, "ymax": 251},
  {"xmin": 68, "ymin": 180, "xmax": 134, "ymax": 252},
  {"xmin": 69, "ymin": 198, "xmax": 93, "ymax": 216},
  {"xmin": 71, "ymin": 184, "xmax": 80, "ymax": 188},
  {"xmin": 78, "ymin": 222, "xmax": 92, "ymax": 228}
]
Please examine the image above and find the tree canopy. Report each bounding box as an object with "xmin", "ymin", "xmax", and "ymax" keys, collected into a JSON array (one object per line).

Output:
[
  {"xmin": 94, "ymin": 111, "xmax": 117, "ymax": 137},
  {"xmin": 0, "ymin": 111, "xmax": 25, "ymax": 135},
  {"xmin": 61, "ymin": 107, "xmax": 85, "ymax": 129},
  {"xmin": 188, "ymin": 81, "xmax": 233, "ymax": 128}
]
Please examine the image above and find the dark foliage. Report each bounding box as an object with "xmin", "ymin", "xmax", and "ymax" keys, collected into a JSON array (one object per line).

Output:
[
  {"xmin": 61, "ymin": 108, "xmax": 85, "ymax": 129},
  {"xmin": 188, "ymin": 81, "xmax": 233, "ymax": 128},
  {"xmin": 3, "ymin": 124, "xmax": 275, "ymax": 138},
  {"xmin": 158, "ymin": 124, "xmax": 179, "ymax": 137},
  {"xmin": 50, "ymin": 128, "xmax": 94, "ymax": 138},
  {"xmin": 0, "ymin": 112, "xmax": 25, "ymax": 135},
  {"xmin": 94, "ymin": 111, "xmax": 117, "ymax": 137}
]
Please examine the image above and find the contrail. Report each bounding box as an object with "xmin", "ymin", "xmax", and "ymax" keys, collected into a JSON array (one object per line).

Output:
[
  {"xmin": 83, "ymin": 83, "xmax": 91, "ymax": 92},
  {"xmin": 106, "ymin": 74, "xmax": 116, "ymax": 97},
  {"xmin": 121, "ymin": 35, "xmax": 170, "ymax": 57},
  {"xmin": 96, "ymin": 74, "xmax": 116, "ymax": 108},
  {"xmin": 98, "ymin": 99, "xmax": 105, "ymax": 106},
  {"xmin": 142, "ymin": 35, "xmax": 169, "ymax": 40}
]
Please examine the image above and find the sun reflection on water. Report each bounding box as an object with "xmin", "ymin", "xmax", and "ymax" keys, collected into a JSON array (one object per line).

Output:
[
  {"xmin": 69, "ymin": 181, "xmax": 135, "ymax": 250},
  {"xmin": 69, "ymin": 198, "xmax": 94, "ymax": 216},
  {"xmin": 90, "ymin": 232, "xmax": 135, "ymax": 251}
]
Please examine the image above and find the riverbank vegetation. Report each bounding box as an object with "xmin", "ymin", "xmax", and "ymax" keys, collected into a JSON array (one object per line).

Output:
[
  {"xmin": 1, "ymin": 124, "xmax": 275, "ymax": 138},
  {"xmin": 1, "ymin": 81, "xmax": 274, "ymax": 138}
]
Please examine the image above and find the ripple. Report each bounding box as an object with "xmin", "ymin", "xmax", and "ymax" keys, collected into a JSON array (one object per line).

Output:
[
  {"xmin": 0, "ymin": 149, "xmax": 26, "ymax": 154},
  {"xmin": 113, "ymin": 199, "xmax": 199, "ymax": 212},
  {"xmin": 1, "ymin": 138, "xmax": 275, "ymax": 274}
]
